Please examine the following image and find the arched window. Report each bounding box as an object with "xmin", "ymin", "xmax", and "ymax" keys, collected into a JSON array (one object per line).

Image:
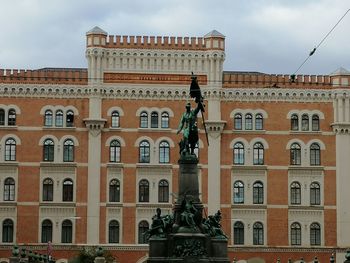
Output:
[
  {"xmin": 4, "ymin": 178, "xmax": 15, "ymax": 201},
  {"xmin": 111, "ymin": 111, "xmax": 120, "ymax": 128},
  {"xmin": 151, "ymin": 111, "xmax": 158, "ymax": 128},
  {"xmin": 233, "ymin": 181, "xmax": 244, "ymax": 204},
  {"xmin": 255, "ymin": 113, "xmax": 263, "ymax": 130},
  {"xmin": 139, "ymin": 179, "xmax": 149, "ymax": 202},
  {"xmin": 253, "ymin": 222, "xmax": 264, "ymax": 245},
  {"xmin": 110, "ymin": 140, "xmax": 121, "ymax": 163},
  {"xmin": 253, "ymin": 142, "xmax": 264, "ymax": 165},
  {"xmin": 55, "ymin": 110, "xmax": 63, "ymax": 127},
  {"xmin": 233, "ymin": 221, "xmax": 244, "ymax": 245},
  {"xmin": 62, "ymin": 179, "xmax": 73, "ymax": 202},
  {"xmin": 290, "ymin": 182, "xmax": 301, "ymax": 205},
  {"xmin": 290, "ymin": 143, "xmax": 301, "ymax": 165},
  {"xmin": 291, "ymin": 114, "xmax": 299, "ymax": 131},
  {"xmin": 5, "ymin": 138, "xmax": 16, "ymax": 161},
  {"xmin": 310, "ymin": 143, "xmax": 321, "ymax": 166},
  {"xmin": 310, "ymin": 222, "xmax": 321, "ymax": 246},
  {"xmin": 312, "ymin": 114, "xmax": 320, "ymax": 131},
  {"xmin": 159, "ymin": 141, "xmax": 170, "ymax": 163},
  {"xmin": 44, "ymin": 110, "xmax": 53, "ymax": 127},
  {"xmin": 109, "ymin": 220, "xmax": 120, "ymax": 243},
  {"xmin": 310, "ymin": 182, "xmax": 320, "ymax": 205},
  {"xmin": 43, "ymin": 139, "xmax": 54, "ymax": 162},
  {"xmin": 291, "ymin": 222, "xmax": 301, "ymax": 245},
  {"xmin": 301, "ymin": 114, "xmax": 309, "ymax": 131},
  {"xmin": 41, "ymin": 219, "xmax": 53, "ymax": 243},
  {"xmin": 2, "ymin": 219, "xmax": 14, "ymax": 243},
  {"xmin": 66, "ymin": 110, "xmax": 74, "ymax": 127},
  {"xmin": 63, "ymin": 139, "xmax": 74, "ymax": 162},
  {"xmin": 253, "ymin": 181, "xmax": 264, "ymax": 204},
  {"xmin": 234, "ymin": 113, "xmax": 242, "ymax": 130},
  {"xmin": 43, "ymin": 178, "xmax": 54, "ymax": 202},
  {"xmin": 0, "ymin": 109, "xmax": 5, "ymax": 125},
  {"xmin": 140, "ymin": 111, "xmax": 148, "ymax": 128},
  {"xmin": 138, "ymin": 220, "xmax": 149, "ymax": 244},
  {"xmin": 8, "ymin": 109, "xmax": 16, "ymax": 126},
  {"xmin": 245, "ymin": 113, "xmax": 253, "ymax": 130},
  {"xmin": 61, "ymin": 220, "xmax": 72, "ymax": 243},
  {"xmin": 139, "ymin": 140, "xmax": 150, "ymax": 163},
  {"xmin": 161, "ymin": 112, "xmax": 169, "ymax": 128},
  {"xmin": 109, "ymin": 179, "xmax": 120, "ymax": 202},
  {"xmin": 158, "ymin": 180, "xmax": 169, "ymax": 203},
  {"xmin": 233, "ymin": 142, "xmax": 244, "ymax": 165}
]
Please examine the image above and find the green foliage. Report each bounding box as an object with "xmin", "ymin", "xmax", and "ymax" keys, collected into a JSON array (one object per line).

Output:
[{"xmin": 68, "ymin": 246, "xmax": 115, "ymax": 263}]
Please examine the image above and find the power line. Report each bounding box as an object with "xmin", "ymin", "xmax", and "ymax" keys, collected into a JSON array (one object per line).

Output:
[{"xmin": 292, "ymin": 8, "xmax": 350, "ymax": 79}]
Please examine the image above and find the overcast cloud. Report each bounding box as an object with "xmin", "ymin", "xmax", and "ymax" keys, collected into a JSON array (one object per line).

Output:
[{"xmin": 0, "ymin": 0, "xmax": 349, "ymax": 75}]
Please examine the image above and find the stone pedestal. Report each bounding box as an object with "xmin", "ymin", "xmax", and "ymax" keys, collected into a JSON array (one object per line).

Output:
[{"xmin": 147, "ymin": 155, "xmax": 229, "ymax": 263}]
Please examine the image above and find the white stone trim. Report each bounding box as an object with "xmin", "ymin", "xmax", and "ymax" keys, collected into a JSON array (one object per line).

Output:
[
  {"xmin": 286, "ymin": 139, "xmax": 306, "ymax": 149},
  {"xmin": 59, "ymin": 135, "xmax": 80, "ymax": 147},
  {"xmin": 249, "ymin": 137, "xmax": 269, "ymax": 149},
  {"xmin": 229, "ymin": 138, "xmax": 249, "ymax": 149},
  {"xmin": 105, "ymin": 136, "xmax": 126, "ymax": 146},
  {"xmin": 107, "ymin": 106, "xmax": 125, "ymax": 116},
  {"xmin": 306, "ymin": 139, "xmax": 326, "ymax": 150},
  {"xmin": 0, "ymin": 134, "xmax": 21, "ymax": 145}
]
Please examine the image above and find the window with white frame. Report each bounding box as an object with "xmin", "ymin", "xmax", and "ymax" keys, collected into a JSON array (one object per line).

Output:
[
  {"xmin": 234, "ymin": 114, "xmax": 242, "ymax": 130},
  {"xmin": 159, "ymin": 141, "xmax": 170, "ymax": 163},
  {"xmin": 310, "ymin": 143, "xmax": 321, "ymax": 166},
  {"xmin": 139, "ymin": 140, "xmax": 150, "ymax": 163},
  {"xmin": 66, "ymin": 110, "xmax": 74, "ymax": 127},
  {"xmin": 109, "ymin": 220, "xmax": 120, "ymax": 243},
  {"xmin": 0, "ymin": 109, "xmax": 5, "ymax": 125},
  {"xmin": 291, "ymin": 222, "xmax": 301, "ymax": 245},
  {"xmin": 61, "ymin": 219, "xmax": 72, "ymax": 243},
  {"xmin": 245, "ymin": 113, "xmax": 253, "ymax": 130},
  {"xmin": 312, "ymin": 114, "xmax": 320, "ymax": 131},
  {"xmin": 109, "ymin": 179, "xmax": 120, "ymax": 202},
  {"xmin": 140, "ymin": 111, "xmax": 148, "ymax": 128},
  {"xmin": 138, "ymin": 221, "xmax": 149, "ymax": 244},
  {"xmin": 44, "ymin": 110, "xmax": 53, "ymax": 127},
  {"xmin": 290, "ymin": 182, "xmax": 301, "ymax": 205},
  {"xmin": 253, "ymin": 142, "xmax": 264, "ymax": 165},
  {"xmin": 43, "ymin": 139, "xmax": 54, "ymax": 162},
  {"xmin": 62, "ymin": 179, "xmax": 73, "ymax": 202},
  {"xmin": 111, "ymin": 111, "xmax": 120, "ymax": 128},
  {"xmin": 5, "ymin": 138, "xmax": 16, "ymax": 161},
  {"xmin": 42, "ymin": 178, "xmax": 54, "ymax": 202},
  {"xmin": 4, "ymin": 178, "xmax": 15, "ymax": 201},
  {"xmin": 290, "ymin": 143, "xmax": 301, "ymax": 165},
  {"xmin": 41, "ymin": 219, "xmax": 53, "ymax": 243},
  {"xmin": 253, "ymin": 222, "xmax": 264, "ymax": 245},
  {"xmin": 110, "ymin": 140, "xmax": 121, "ymax": 163},
  {"xmin": 233, "ymin": 221, "xmax": 244, "ymax": 245},
  {"xmin": 158, "ymin": 179, "xmax": 169, "ymax": 203},
  {"xmin": 233, "ymin": 181, "xmax": 244, "ymax": 204},
  {"xmin": 63, "ymin": 139, "xmax": 74, "ymax": 162},
  {"xmin": 310, "ymin": 182, "xmax": 320, "ymax": 205},
  {"xmin": 253, "ymin": 181, "xmax": 264, "ymax": 204},
  {"xmin": 233, "ymin": 142, "xmax": 244, "ymax": 165},
  {"xmin": 8, "ymin": 109, "xmax": 16, "ymax": 126},
  {"xmin": 255, "ymin": 113, "xmax": 263, "ymax": 130},
  {"xmin": 139, "ymin": 179, "xmax": 149, "ymax": 202},
  {"xmin": 161, "ymin": 112, "xmax": 169, "ymax": 128},
  {"xmin": 301, "ymin": 114, "xmax": 309, "ymax": 131},
  {"xmin": 2, "ymin": 219, "xmax": 14, "ymax": 243},
  {"xmin": 55, "ymin": 110, "xmax": 63, "ymax": 127},
  {"xmin": 310, "ymin": 222, "xmax": 321, "ymax": 246},
  {"xmin": 151, "ymin": 111, "xmax": 159, "ymax": 128},
  {"xmin": 291, "ymin": 114, "xmax": 299, "ymax": 131}
]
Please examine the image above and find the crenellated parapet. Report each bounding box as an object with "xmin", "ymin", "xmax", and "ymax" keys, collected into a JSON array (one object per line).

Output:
[{"xmin": 0, "ymin": 68, "xmax": 88, "ymax": 85}]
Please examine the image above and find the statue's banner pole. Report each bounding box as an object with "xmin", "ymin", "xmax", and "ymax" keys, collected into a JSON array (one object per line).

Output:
[{"xmin": 190, "ymin": 73, "xmax": 209, "ymax": 146}]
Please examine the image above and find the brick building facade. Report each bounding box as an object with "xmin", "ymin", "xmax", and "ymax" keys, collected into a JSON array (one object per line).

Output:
[{"xmin": 0, "ymin": 26, "xmax": 349, "ymax": 262}]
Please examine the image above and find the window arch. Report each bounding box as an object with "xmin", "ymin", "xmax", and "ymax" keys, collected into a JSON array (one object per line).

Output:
[
  {"xmin": 291, "ymin": 222, "xmax": 301, "ymax": 245},
  {"xmin": 110, "ymin": 140, "xmax": 121, "ymax": 163},
  {"xmin": 255, "ymin": 113, "xmax": 263, "ymax": 130},
  {"xmin": 139, "ymin": 179, "xmax": 149, "ymax": 202},
  {"xmin": 55, "ymin": 110, "xmax": 63, "ymax": 127},
  {"xmin": 253, "ymin": 222, "xmax": 264, "ymax": 245},
  {"xmin": 140, "ymin": 111, "xmax": 148, "ymax": 128},
  {"xmin": 5, "ymin": 138, "xmax": 16, "ymax": 161},
  {"xmin": 139, "ymin": 140, "xmax": 150, "ymax": 163},
  {"xmin": 253, "ymin": 181, "xmax": 264, "ymax": 204},
  {"xmin": 151, "ymin": 111, "xmax": 159, "ymax": 128},
  {"xmin": 4, "ymin": 178, "xmax": 15, "ymax": 201},
  {"xmin": 310, "ymin": 182, "xmax": 320, "ymax": 205},
  {"xmin": 245, "ymin": 113, "xmax": 253, "ymax": 130},
  {"xmin": 312, "ymin": 114, "xmax": 320, "ymax": 131},
  {"xmin": 62, "ymin": 179, "xmax": 73, "ymax": 202},
  {"xmin": 301, "ymin": 114, "xmax": 309, "ymax": 131},
  {"xmin": 41, "ymin": 219, "xmax": 53, "ymax": 243},
  {"xmin": 233, "ymin": 181, "xmax": 244, "ymax": 204},
  {"xmin": 233, "ymin": 221, "xmax": 244, "ymax": 245},
  {"xmin": 63, "ymin": 139, "xmax": 74, "ymax": 162},
  {"xmin": 253, "ymin": 142, "xmax": 264, "ymax": 165},
  {"xmin": 234, "ymin": 113, "xmax": 242, "ymax": 130},
  {"xmin": 109, "ymin": 179, "xmax": 120, "ymax": 202},
  {"xmin": 43, "ymin": 139, "xmax": 54, "ymax": 162},
  {"xmin": 290, "ymin": 143, "xmax": 301, "ymax": 165},
  {"xmin": 310, "ymin": 143, "xmax": 321, "ymax": 166},
  {"xmin": 310, "ymin": 222, "xmax": 321, "ymax": 246},
  {"xmin": 61, "ymin": 220, "xmax": 72, "ymax": 243},
  {"xmin": 111, "ymin": 111, "xmax": 120, "ymax": 128},
  {"xmin": 44, "ymin": 110, "xmax": 53, "ymax": 127},
  {"xmin": 2, "ymin": 219, "xmax": 14, "ymax": 243},
  {"xmin": 43, "ymin": 178, "xmax": 54, "ymax": 202},
  {"xmin": 161, "ymin": 112, "xmax": 169, "ymax": 128},
  {"xmin": 66, "ymin": 110, "xmax": 74, "ymax": 127},
  {"xmin": 109, "ymin": 220, "xmax": 120, "ymax": 243},
  {"xmin": 8, "ymin": 109, "xmax": 16, "ymax": 126},
  {"xmin": 233, "ymin": 142, "xmax": 244, "ymax": 165},
  {"xmin": 158, "ymin": 180, "xmax": 169, "ymax": 203},
  {"xmin": 159, "ymin": 141, "xmax": 170, "ymax": 163},
  {"xmin": 0, "ymin": 109, "xmax": 5, "ymax": 125},
  {"xmin": 290, "ymin": 182, "xmax": 301, "ymax": 205},
  {"xmin": 291, "ymin": 114, "xmax": 299, "ymax": 131},
  {"xmin": 138, "ymin": 220, "xmax": 149, "ymax": 244}
]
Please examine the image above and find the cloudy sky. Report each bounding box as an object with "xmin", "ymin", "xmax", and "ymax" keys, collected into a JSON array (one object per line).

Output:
[{"xmin": 0, "ymin": 0, "xmax": 349, "ymax": 75}]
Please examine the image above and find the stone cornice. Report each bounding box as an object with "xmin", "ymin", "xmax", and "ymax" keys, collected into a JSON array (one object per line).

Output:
[
  {"xmin": 0, "ymin": 83, "xmax": 336, "ymax": 102},
  {"xmin": 331, "ymin": 123, "xmax": 350, "ymax": 134}
]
